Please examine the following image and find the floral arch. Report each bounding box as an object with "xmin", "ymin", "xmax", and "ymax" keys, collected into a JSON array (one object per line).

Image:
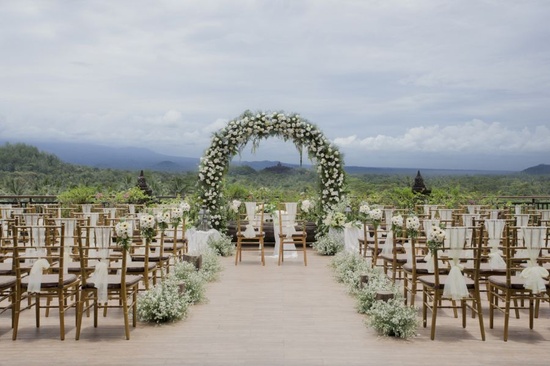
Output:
[{"xmin": 197, "ymin": 110, "xmax": 346, "ymax": 230}]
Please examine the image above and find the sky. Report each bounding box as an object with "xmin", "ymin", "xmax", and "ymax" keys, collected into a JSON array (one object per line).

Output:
[{"xmin": 1, "ymin": 0, "xmax": 549, "ymax": 171}]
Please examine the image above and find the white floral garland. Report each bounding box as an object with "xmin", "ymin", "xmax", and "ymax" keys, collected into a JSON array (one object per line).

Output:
[{"xmin": 198, "ymin": 110, "xmax": 346, "ymax": 230}]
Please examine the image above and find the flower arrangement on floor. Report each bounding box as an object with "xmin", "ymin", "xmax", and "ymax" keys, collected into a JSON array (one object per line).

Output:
[
  {"xmin": 137, "ymin": 280, "xmax": 191, "ymax": 324},
  {"xmin": 197, "ymin": 110, "xmax": 346, "ymax": 231},
  {"xmin": 136, "ymin": 248, "xmax": 223, "ymax": 324},
  {"xmin": 207, "ymin": 232, "xmax": 235, "ymax": 257},
  {"xmin": 313, "ymin": 198, "xmax": 355, "ymax": 255},
  {"xmin": 330, "ymin": 252, "xmax": 418, "ymax": 339},
  {"xmin": 365, "ymin": 298, "xmax": 419, "ymax": 339}
]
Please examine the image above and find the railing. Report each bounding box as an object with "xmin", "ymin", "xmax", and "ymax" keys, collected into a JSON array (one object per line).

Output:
[
  {"xmin": 0, "ymin": 195, "xmax": 58, "ymax": 206},
  {"xmin": 495, "ymin": 196, "xmax": 550, "ymax": 210}
]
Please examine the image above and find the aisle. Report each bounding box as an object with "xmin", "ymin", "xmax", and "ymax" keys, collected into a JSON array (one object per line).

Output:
[{"xmin": 2, "ymin": 249, "xmax": 549, "ymax": 365}]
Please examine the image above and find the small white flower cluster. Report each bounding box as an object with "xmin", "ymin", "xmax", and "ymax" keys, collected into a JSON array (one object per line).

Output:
[
  {"xmin": 180, "ymin": 201, "xmax": 191, "ymax": 212},
  {"xmin": 406, "ymin": 216, "xmax": 420, "ymax": 231},
  {"xmin": 301, "ymin": 199, "xmax": 313, "ymax": 213},
  {"xmin": 359, "ymin": 204, "xmax": 370, "ymax": 215},
  {"xmin": 115, "ymin": 220, "xmax": 132, "ymax": 239},
  {"xmin": 323, "ymin": 211, "xmax": 347, "ymax": 228},
  {"xmin": 156, "ymin": 211, "xmax": 171, "ymax": 231},
  {"xmin": 172, "ymin": 207, "xmax": 183, "ymax": 218},
  {"xmin": 140, "ymin": 213, "xmax": 156, "ymax": 230},
  {"xmin": 428, "ymin": 225, "xmax": 446, "ymax": 243},
  {"xmin": 369, "ymin": 208, "xmax": 383, "ymax": 221},
  {"xmin": 391, "ymin": 214, "xmax": 404, "ymax": 228},
  {"xmin": 230, "ymin": 199, "xmax": 241, "ymax": 213},
  {"xmin": 197, "ymin": 111, "xmax": 345, "ymax": 230}
]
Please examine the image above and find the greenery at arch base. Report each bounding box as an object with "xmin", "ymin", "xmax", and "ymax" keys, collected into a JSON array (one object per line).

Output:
[{"xmin": 197, "ymin": 110, "xmax": 346, "ymax": 231}]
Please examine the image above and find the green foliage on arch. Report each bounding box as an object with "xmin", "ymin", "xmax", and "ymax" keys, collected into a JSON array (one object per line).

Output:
[{"xmin": 197, "ymin": 110, "xmax": 346, "ymax": 230}]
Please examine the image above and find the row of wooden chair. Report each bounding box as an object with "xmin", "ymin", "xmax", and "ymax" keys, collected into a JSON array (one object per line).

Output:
[
  {"xmin": 234, "ymin": 202, "xmax": 307, "ymax": 266},
  {"xmin": 357, "ymin": 211, "xmax": 550, "ymax": 341},
  {"xmin": 0, "ymin": 217, "xmax": 189, "ymax": 340}
]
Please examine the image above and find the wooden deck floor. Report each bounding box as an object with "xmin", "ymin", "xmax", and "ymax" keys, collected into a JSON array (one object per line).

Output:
[{"xmin": 1, "ymin": 249, "xmax": 549, "ymax": 365}]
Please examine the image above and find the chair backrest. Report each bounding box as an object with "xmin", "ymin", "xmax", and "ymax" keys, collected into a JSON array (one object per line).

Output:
[
  {"xmin": 12, "ymin": 223, "xmax": 67, "ymax": 286},
  {"xmin": 237, "ymin": 202, "xmax": 264, "ymax": 238},
  {"xmin": 432, "ymin": 224, "xmax": 484, "ymax": 289},
  {"xmin": 76, "ymin": 224, "xmax": 130, "ymax": 292}
]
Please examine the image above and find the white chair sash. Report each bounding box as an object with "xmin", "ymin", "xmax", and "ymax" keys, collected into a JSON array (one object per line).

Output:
[
  {"xmin": 485, "ymin": 219, "xmax": 506, "ymax": 270},
  {"xmin": 443, "ymin": 227, "xmax": 469, "ymax": 300},
  {"xmin": 92, "ymin": 227, "xmax": 112, "ymax": 302},
  {"xmin": 384, "ymin": 209, "xmax": 394, "ymax": 226},
  {"xmin": 520, "ymin": 226, "xmax": 548, "ymax": 294},
  {"xmin": 27, "ymin": 258, "xmax": 50, "ymax": 293},
  {"xmin": 438, "ymin": 209, "xmax": 453, "ymax": 223},
  {"xmin": 380, "ymin": 230, "xmax": 394, "ymax": 255}
]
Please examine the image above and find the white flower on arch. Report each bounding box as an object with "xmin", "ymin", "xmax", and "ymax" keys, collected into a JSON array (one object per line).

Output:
[{"xmin": 198, "ymin": 110, "xmax": 346, "ymax": 230}]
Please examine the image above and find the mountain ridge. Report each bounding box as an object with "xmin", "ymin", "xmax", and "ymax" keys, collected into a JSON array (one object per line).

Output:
[{"xmin": 2, "ymin": 140, "xmax": 543, "ymax": 176}]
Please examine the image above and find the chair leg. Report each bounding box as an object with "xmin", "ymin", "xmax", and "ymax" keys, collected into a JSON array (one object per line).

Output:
[
  {"xmin": 430, "ymin": 290, "xmax": 439, "ymax": 340},
  {"xmin": 303, "ymin": 242, "xmax": 307, "ymax": 266},
  {"xmin": 58, "ymin": 289, "xmax": 65, "ymax": 340},
  {"xmin": 122, "ymin": 292, "xmax": 130, "ymax": 340}
]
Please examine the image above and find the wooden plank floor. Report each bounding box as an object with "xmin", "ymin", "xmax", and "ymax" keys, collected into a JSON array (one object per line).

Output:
[{"xmin": 1, "ymin": 249, "xmax": 549, "ymax": 365}]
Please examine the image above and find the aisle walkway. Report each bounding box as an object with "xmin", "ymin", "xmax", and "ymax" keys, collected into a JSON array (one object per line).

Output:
[{"xmin": 1, "ymin": 249, "xmax": 549, "ymax": 365}]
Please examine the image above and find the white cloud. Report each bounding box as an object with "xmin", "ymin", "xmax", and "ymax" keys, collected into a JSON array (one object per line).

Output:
[
  {"xmin": 334, "ymin": 120, "xmax": 550, "ymax": 154},
  {"xmin": 0, "ymin": 0, "xmax": 549, "ymax": 170}
]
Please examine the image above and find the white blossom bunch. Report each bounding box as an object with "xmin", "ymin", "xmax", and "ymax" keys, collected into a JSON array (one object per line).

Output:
[
  {"xmin": 139, "ymin": 213, "xmax": 157, "ymax": 241},
  {"xmin": 140, "ymin": 213, "xmax": 156, "ymax": 230},
  {"xmin": 428, "ymin": 225, "xmax": 446, "ymax": 244},
  {"xmin": 359, "ymin": 204, "xmax": 370, "ymax": 215},
  {"xmin": 301, "ymin": 199, "xmax": 313, "ymax": 213},
  {"xmin": 406, "ymin": 216, "xmax": 420, "ymax": 231},
  {"xmin": 156, "ymin": 211, "xmax": 171, "ymax": 231},
  {"xmin": 180, "ymin": 201, "xmax": 191, "ymax": 212},
  {"xmin": 369, "ymin": 208, "xmax": 383, "ymax": 221},
  {"xmin": 172, "ymin": 207, "xmax": 183, "ymax": 218},
  {"xmin": 391, "ymin": 215, "xmax": 404, "ymax": 228},
  {"xmin": 230, "ymin": 199, "xmax": 241, "ymax": 213},
  {"xmin": 115, "ymin": 220, "xmax": 132, "ymax": 251}
]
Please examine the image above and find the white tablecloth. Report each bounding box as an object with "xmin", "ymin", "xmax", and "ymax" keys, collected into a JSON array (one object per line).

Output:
[{"xmin": 185, "ymin": 228, "xmax": 221, "ymax": 254}]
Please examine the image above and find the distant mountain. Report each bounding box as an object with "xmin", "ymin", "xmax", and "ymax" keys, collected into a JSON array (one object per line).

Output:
[
  {"xmin": 17, "ymin": 140, "xmax": 200, "ymax": 172},
  {"xmin": 0, "ymin": 139, "xmax": 525, "ymax": 175},
  {"xmin": 522, "ymin": 164, "xmax": 550, "ymax": 175}
]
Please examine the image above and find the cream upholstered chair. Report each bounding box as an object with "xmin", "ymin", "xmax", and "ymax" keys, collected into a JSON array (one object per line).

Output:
[{"xmin": 235, "ymin": 202, "xmax": 265, "ymax": 265}]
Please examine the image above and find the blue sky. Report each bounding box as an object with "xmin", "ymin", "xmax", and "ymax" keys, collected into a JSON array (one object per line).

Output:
[{"xmin": 1, "ymin": 0, "xmax": 549, "ymax": 171}]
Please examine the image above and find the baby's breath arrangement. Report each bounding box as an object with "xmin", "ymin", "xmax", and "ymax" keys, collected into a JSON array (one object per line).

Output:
[
  {"xmin": 331, "ymin": 251, "xmax": 372, "ymax": 294},
  {"xmin": 313, "ymin": 230, "xmax": 344, "ymax": 255},
  {"xmin": 330, "ymin": 251, "xmax": 418, "ymax": 339},
  {"xmin": 171, "ymin": 261, "xmax": 207, "ymax": 304},
  {"xmin": 137, "ymin": 247, "xmax": 223, "ymax": 323},
  {"xmin": 365, "ymin": 298, "xmax": 419, "ymax": 339},
  {"xmin": 355, "ymin": 272, "xmax": 398, "ymax": 314},
  {"xmin": 199, "ymin": 248, "xmax": 223, "ymax": 282},
  {"xmin": 207, "ymin": 233, "xmax": 235, "ymax": 257},
  {"xmin": 137, "ymin": 280, "xmax": 190, "ymax": 324}
]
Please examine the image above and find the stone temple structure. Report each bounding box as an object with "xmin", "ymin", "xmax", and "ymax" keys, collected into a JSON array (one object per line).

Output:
[{"xmin": 412, "ymin": 170, "xmax": 431, "ymax": 195}]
